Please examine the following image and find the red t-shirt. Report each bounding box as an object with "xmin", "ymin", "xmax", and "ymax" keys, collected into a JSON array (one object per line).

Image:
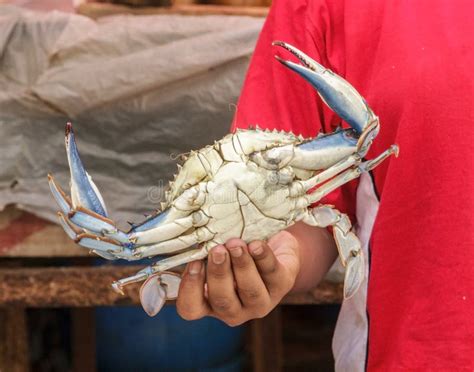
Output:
[{"xmin": 232, "ymin": 0, "xmax": 474, "ymax": 370}]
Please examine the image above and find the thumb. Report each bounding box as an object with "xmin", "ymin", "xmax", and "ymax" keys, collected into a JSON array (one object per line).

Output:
[{"xmin": 267, "ymin": 230, "xmax": 300, "ymax": 279}]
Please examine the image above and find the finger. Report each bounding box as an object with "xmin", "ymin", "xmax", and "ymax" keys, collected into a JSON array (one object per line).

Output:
[
  {"xmin": 176, "ymin": 260, "xmax": 210, "ymax": 320},
  {"xmin": 248, "ymin": 240, "xmax": 289, "ymax": 297},
  {"xmin": 207, "ymin": 245, "xmax": 242, "ymax": 317},
  {"xmin": 225, "ymin": 239, "xmax": 271, "ymax": 310}
]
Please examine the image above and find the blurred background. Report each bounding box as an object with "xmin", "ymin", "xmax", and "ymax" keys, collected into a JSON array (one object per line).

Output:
[{"xmin": 0, "ymin": 1, "xmax": 341, "ymax": 371}]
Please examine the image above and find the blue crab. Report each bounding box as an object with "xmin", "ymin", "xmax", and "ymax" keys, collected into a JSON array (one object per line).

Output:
[{"xmin": 48, "ymin": 41, "xmax": 398, "ymax": 316}]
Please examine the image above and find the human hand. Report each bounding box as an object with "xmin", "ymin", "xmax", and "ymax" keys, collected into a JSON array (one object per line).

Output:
[{"xmin": 176, "ymin": 230, "xmax": 300, "ymax": 326}]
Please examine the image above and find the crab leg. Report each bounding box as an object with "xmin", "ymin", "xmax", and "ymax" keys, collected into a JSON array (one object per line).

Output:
[
  {"xmin": 301, "ymin": 205, "xmax": 364, "ymax": 299},
  {"xmin": 293, "ymin": 145, "xmax": 398, "ymax": 297},
  {"xmin": 130, "ymin": 210, "xmax": 209, "ymax": 245},
  {"xmin": 48, "ymin": 174, "xmax": 73, "ymax": 214},
  {"xmin": 51, "ymin": 180, "xmax": 211, "ymax": 257},
  {"xmin": 56, "ymin": 211, "xmax": 126, "ymax": 257},
  {"xmin": 130, "ymin": 227, "xmax": 215, "ymax": 259},
  {"xmin": 304, "ymin": 145, "xmax": 399, "ymax": 205},
  {"xmin": 57, "ymin": 211, "xmax": 81, "ymax": 240},
  {"xmin": 112, "ymin": 245, "xmax": 210, "ymax": 294},
  {"xmin": 289, "ymin": 135, "xmax": 395, "ymax": 197},
  {"xmin": 52, "ymin": 176, "xmax": 208, "ymax": 248},
  {"xmin": 291, "ymin": 131, "xmax": 398, "ymax": 195},
  {"xmin": 69, "ymin": 206, "xmax": 207, "ymax": 247},
  {"xmin": 56, "ymin": 203, "xmax": 214, "ymax": 260},
  {"xmin": 290, "ymin": 154, "xmax": 362, "ymax": 197}
]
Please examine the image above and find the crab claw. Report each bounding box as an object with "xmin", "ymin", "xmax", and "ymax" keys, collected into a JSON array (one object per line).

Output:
[
  {"xmin": 272, "ymin": 41, "xmax": 378, "ymax": 136},
  {"xmin": 48, "ymin": 171, "xmax": 128, "ymax": 244},
  {"xmin": 65, "ymin": 122, "xmax": 108, "ymax": 217}
]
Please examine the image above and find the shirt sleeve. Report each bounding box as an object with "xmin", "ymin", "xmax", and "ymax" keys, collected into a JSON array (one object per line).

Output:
[{"xmin": 231, "ymin": 0, "xmax": 357, "ymax": 221}]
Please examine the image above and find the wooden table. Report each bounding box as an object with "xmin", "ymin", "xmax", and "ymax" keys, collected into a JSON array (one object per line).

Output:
[{"xmin": 76, "ymin": 2, "xmax": 270, "ymax": 19}]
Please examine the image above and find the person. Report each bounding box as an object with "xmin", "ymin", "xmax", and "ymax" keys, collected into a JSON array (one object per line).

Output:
[{"xmin": 176, "ymin": 0, "xmax": 474, "ymax": 370}]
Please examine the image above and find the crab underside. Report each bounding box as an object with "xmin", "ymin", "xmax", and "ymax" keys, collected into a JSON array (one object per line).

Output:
[{"xmin": 48, "ymin": 41, "xmax": 398, "ymax": 316}]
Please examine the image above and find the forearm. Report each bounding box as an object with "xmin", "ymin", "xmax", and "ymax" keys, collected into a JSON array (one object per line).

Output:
[{"xmin": 286, "ymin": 222, "xmax": 338, "ymax": 293}]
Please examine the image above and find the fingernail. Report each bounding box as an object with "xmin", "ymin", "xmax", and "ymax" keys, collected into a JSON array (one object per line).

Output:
[
  {"xmin": 189, "ymin": 261, "xmax": 202, "ymax": 275},
  {"xmin": 249, "ymin": 243, "xmax": 264, "ymax": 256},
  {"xmin": 228, "ymin": 246, "xmax": 243, "ymax": 258},
  {"xmin": 212, "ymin": 246, "xmax": 226, "ymax": 264}
]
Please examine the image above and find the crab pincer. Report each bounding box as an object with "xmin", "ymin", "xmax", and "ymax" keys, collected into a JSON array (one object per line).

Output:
[
  {"xmin": 272, "ymin": 41, "xmax": 380, "ymax": 153},
  {"xmin": 64, "ymin": 123, "xmax": 108, "ymax": 217}
]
